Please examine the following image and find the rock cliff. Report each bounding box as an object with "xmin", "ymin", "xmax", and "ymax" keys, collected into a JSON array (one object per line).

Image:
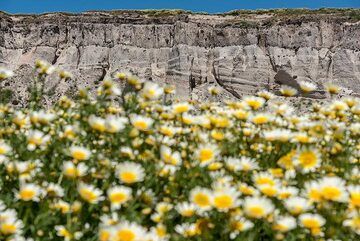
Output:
[{"xmin": 1, "ymin": 9, "xmax": 360, "ymax": 106}]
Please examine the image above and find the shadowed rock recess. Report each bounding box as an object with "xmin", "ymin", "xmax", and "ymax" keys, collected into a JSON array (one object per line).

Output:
[{"xmin": 1, "ymin": 9, "xmax": 360, "ymax": 105}]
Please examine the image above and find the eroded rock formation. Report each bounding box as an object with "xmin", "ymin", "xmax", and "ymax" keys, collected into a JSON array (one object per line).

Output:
[{"xmin": 0, "ymin": 10, "xmax": 360, "ymax": 105}]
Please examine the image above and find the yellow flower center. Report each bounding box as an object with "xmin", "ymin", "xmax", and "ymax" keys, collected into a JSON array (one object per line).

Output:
[
  {"xmin": 321, "ymin": 186, "xmax": 341, "ymax": 200},
  {"xmin": 239, "ymin": 186, "xmax": 254, "ymax": 195},
  {"xmin": 160, "ymin": 127, "xmax": 173, "ymax": 136},
  {"xmin": 20, "ymin": 189, "xmax": 36, "ymax": 200},
  {"xmin": 211, "ymin": 131, "xmax": 224, "ymax": 140},
  {"xmin": 72, "ymin": 150, "xmax": 88, "ymax": 161},
  {"xmin": 199, "ymin": 149, "xmax": 213, "ymax": 163},
  {"xmin": 133, "ymin": 120, "xmax": 148, "ymax": 130},
  {"xmin": 255, "ymin": 177, "xmax": 275, "ymax": 186},
  {"xmin": 59, "ymin": 228, "xmax": 72, "ymax": 238},
  {"xmin": 28, "ymin": 137, "xmax": 42, "ymax": 145},
  {"xmin": 120, "ymin": 172, "xmax": 137, "ymax": 183},
  {"xmin": 247, "ymin": 206, "xmax": 265, "ymax": 218},
  {"xmin": 174, "ymin": 105, "xmax": 189, "ymax": 114},
  {"xmin": 0, "ymin": 146, "xmax": 7, "ymax": 155},
  {"xmin": 309, "ymin": 189, "xmax": 322, "ymax": 202},
  {"xmin": 156, "ymin": 226, "xmax": 167, "ymax": 237},
  {"xmin": 261, "ymin": 186, "xmax": 277, "ymax": 197},
  {"xmin": 79, "ymin": 189, "xmax": 97, "ymax": 203},
  {"xmin": 193, "ymin": 193, "xmax": 211, "ymax": 208},
  {"xmin": 298, "ymin": 151, "xmax": 318, "ymax": 169},
  {"xmin": 231, "ymin": 221, "xmax": 244, "ymax": 231},
  {"xmin": 350, "ymin": 193, "xmax": 360, "ymax": 207},
  {"xmin": 214, "ymin": 195, "xmax": 233, "ymax": 209},
  {"xmin": 181, "ymin": 210, "xmax": 195, "ymax": 217},
  {"xmin": 247, "ymin": 100, "xmax": 262, "ymax": 110},
  {"xmin": 110, "ymin": 192, "xmax": 127, "ymax": 204},
  {"xmin": 273, "ymin": 224, "xmax": 288, "ymax": 232},
  {"xmin": 302, "ymin": 219, "xmax": 320, "ymax": 229},
  {"xmin": 99, "ymin": 230, "xmax": 111, "ymax": 241},
  {"xmin": 91, "ymin": 122, "xmax": 106, "ymax": 132},
  {"xmin": 0, "ymin": 223, "xmax": 17, "ymax": 235},
  {"xmin": 252, "ymin": 115, "xmax": 269, "ymax": 125},
  {"xmin": 146, "ymin": 89, "xmax": 156, "ymax": 98},
  {"xmin": 65, "ymin": 167, "xmax": 77, "ymax": 178},
  {"xmin": 116, "ymin": 229, "xmax": 136, "ymax": 241}
]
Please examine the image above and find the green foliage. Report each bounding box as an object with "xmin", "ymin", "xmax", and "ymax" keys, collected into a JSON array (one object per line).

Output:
[{"xmin": 0, "ymin": 89, "xmax": 13, "ymax": 104}]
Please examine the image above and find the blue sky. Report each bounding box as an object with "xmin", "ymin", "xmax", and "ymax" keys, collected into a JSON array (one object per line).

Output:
[{"xmin": 1, "ymin": 0, "xmax": 360, "ymax": 14}]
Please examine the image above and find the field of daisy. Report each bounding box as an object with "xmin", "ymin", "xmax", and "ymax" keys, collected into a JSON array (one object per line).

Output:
[{"xmin": 0, "ymin": 61, "xmax": 359, "ymax": 241}]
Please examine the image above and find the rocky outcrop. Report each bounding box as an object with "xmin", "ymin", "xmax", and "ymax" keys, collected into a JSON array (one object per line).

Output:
[{"xmin": 0, "ymin": 10, "xmax": 360, "ymax": 106}]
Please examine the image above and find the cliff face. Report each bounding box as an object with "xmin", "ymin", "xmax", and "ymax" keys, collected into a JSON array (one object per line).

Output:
[{"xmin": 1, "ymin": 10, "xmax": 360, "ymax": 105}]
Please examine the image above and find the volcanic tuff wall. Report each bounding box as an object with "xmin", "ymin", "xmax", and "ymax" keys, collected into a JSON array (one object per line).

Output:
[{"xmin": 0, "ymin": 10, "xmax": 360, "ymax": 106}]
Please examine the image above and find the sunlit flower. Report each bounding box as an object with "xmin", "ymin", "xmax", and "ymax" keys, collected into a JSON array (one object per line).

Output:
[
  {"xmin": 63, "ymin": 161, "xmax": 88, "ymax": 178},
  {"xmin": 238, "ymin": 183, "xmax": 258, "ymax": 196},
  {"xmin": 253, "ymin": 172, "xmax": 277, "ymax": 187},
  {"xmin": 243, "ymin": 96, "xmax": 265, "ymax": 110},
  {"xmin": 0, "ymin": 216, "xmax": 23, "ymax": 236},
  {"xmin": 263, "ymin": 129, "xmax": 293, "ymax": 142},
  {"xmin": 195, "ymin": 144, "xmax": 219, "ymax": 166},
  {"xmin": 251, "ymin": 113, "xmax": 272, "ymax": 125},
  {"xmin": 16, "ymin": 183, "xmax": 43, "ymax": 202},
  {"xmin": 190, "ymin": 187, "xmax": 213, "ymax": 211},
  {"xmin": 175, "ymin": 202, "xmax": 196, "ymax": 217},
  {"xmin": 348, "ymin": 185, "xmax": 360, "ymax": 209},
  {"xmin": 294, "ymin": 148, "xmax": 321, "ymax": 173},
  {"xmin": 101, "ymin": 79, "xmax": 121, "ymax": 96},
  {"xmin": 172, "ymin": 102, "xmax": 192, "ymax": 114},
  {"xmin": 88, "ymin": 115, "xmax": 106, "ymax": 132},
  {"xmin": 299, "ymin": 213, "xmax": 325, "ymax": 235},
  {"xmin": 30, "ymin": 110, "xmax": 56, "ymax": 125},
  {"xmin": 107, "ymin": 186, "xmax": 132, "ymax": 209},
  {"xmin": 257, "ymin": 90, "xmax": 275, "ymax": 100},
  {"xmin": 130, "ymin": 114, "xmax": 154, "ymax": 131},
  {"xmin": 318, "ymin": 176, "xmax": 348, "ymax": 202},
  {"xmin": 0, "ymin": 141, "xmax": 11, "ymax": 155},
  {"xmin": 277, "ymin": 150, "xmax": 296, "ymax": 170},
  {"xmin": 284, "ymin": 197, "xmax": 312, "ymax": 215},
  {"xmin": 324, "ymin": 82, "xmax": 341, "ymax": 95},
  {"xmin": 45, "ymin": 183, "xmax": 64, "ymax": 197},
  {"xmin": 160, "ymin": 145, "xmax": 182, "ymax": 166},
  {"xmin": 229, "ymin": 216, "xmax": 254, "ymax": 239},
  {"xmin": 78, "ymin": 183, "xmax": 104, "ymax": 204},
  {"xmin": 280, "ymin": 85, "xmax": 297, "ymax": 97},
  {"xmin": 12, "ymin": 111, "xmax": 28, "ymax": 128},
  {"xmin": 53, "ymin": 200, "xmax": 71, "ymax": 214},
  {"xmin": 277, "ymin": 186, "xmax": 298, "ymax": 200},
  {"xmin": 69, "ymin": 146, "xmax": 91, "ymax": 161},
  {"xmin": 112, "ymin": 221, "xmax": 146, "ymax": 241},
  {"xmin": 105, "ymin": 115, "xmax": 128, "ymax": 133},
  {"xmin": 175, "ymin": 223, "xmax": 199, "ymax": 237},
  {"xmin": 273, "ymin": 216, "xmax": 297, "ymax": 232},
  {"xmin": 27, "ymin": 130, "xmax": 50, "ymax": 151},
  {"xmin": 304, "ymin": 181, "xmax": 323, "ymax": 203},
  {"xmin": 55, "ymin": 225, "xmax": 73, "ymax": 241},
  {"xmin": 243, "ymin": 197, "xmax": 274, "ymax": 219},
  {"xmin": 299, "ymin": 81, "xmax": 317, "ymax": 93},
  {"xmin": 0, "ymin": 68, "xmax": 14, "ymax": 80},
  {"xmin": 116, "ymin": 162, "xmax": 145, "ymax": 184},
  {"xmin": 141, "ymin": 82, "xmax": 164, "ymax": 100},
  {"xmin": 343, "ymin": 211, "xmax": 360, "ymax": 235},
  {"xmin": 213, "ymin": 185, "xmax": 240, "ymax": 212}
]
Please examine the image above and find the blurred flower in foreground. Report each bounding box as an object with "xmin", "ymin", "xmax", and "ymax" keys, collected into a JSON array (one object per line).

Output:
[{"xmin": 0, "ymin": 68, "xmax": 14, "ymax": 80}]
